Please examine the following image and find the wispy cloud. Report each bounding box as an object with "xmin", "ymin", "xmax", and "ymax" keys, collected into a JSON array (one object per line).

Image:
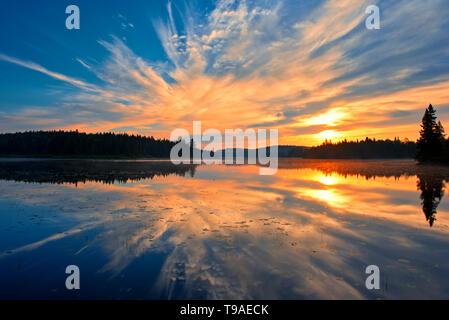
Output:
[
  {"xmin": 76, "ymin": 58, "xmax": 92, "ymax": 70},
  {"xmin": 0, "ymin": 53, "xmax": 95, "ymax": 91}
]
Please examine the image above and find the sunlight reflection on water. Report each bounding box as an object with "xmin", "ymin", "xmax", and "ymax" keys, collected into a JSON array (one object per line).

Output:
[{"xmin": 0, "ymin": 159, "xmax": 448, "ymax": 299}]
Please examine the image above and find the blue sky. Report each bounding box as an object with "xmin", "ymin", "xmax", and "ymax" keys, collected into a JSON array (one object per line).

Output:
[{"xmin": 1, "ymin": 0, "xmax": 449, "ymax": 145}]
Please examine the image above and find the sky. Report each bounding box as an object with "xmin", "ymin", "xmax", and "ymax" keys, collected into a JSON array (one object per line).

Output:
[{"xmin": 0, "ymin": 0, "xmax": 449, "ymax": 146}]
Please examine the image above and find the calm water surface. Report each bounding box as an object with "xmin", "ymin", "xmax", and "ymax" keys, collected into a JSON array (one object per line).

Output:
[{"xmin": 0, "ymin": 159, "xmax": 448, "ymax": 299}]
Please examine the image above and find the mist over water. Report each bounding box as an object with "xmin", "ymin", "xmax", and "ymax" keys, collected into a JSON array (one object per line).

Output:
[{"xmin": 0, "ymin": 159, "xmax": 448, "ymax": 299}]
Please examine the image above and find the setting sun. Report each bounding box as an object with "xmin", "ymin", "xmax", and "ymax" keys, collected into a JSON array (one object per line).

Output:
[{"xmin": 317, "ymin": 130, "xmax": 341, "ymax": 142}]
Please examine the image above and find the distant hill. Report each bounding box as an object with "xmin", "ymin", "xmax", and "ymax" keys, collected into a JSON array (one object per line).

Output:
[{"xmin": 216, "ymin": 145, "xmax": 304, "ymax": 159}]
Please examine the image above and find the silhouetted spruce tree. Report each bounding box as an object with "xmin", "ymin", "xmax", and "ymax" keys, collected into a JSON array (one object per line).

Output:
[{"xmin": 415, "ymin": 104, "xmax": 446, "ymax": 163}]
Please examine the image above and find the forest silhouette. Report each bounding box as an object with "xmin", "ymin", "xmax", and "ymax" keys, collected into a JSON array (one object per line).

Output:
[{"xmin": 0, "ymin": 130, "xmax": 175, "ymax": 158}]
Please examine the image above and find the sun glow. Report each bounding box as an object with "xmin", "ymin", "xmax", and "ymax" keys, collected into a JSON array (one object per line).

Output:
[
  {"xmin": 300, "ymin": 108, "xmax": 349, "ymax": 127},
  {"xmin": 317, "ymin": 130, "xmax": 341, "ymax": 142},
  {"xmin": 316, "ymin": 174, "xmax": 341, "ymax": 186}
]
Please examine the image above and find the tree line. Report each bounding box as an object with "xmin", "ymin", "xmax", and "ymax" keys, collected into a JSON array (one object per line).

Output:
[
  {"xmin": 289, "ymin": 138, "xmax": 416, "ymax": 159},
  {"xmin": 0, "ymin": 130, "xmax": 176, "ymax": 158}
]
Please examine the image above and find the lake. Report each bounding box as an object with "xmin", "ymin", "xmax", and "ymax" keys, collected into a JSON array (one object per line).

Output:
[{"xmin": 0, "ymin": 159, "xmax": 448, "ymax": 299}]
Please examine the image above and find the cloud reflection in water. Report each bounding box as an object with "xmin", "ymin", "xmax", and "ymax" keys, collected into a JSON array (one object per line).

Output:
[{"xmin": 0, "ymin": 159, "xmax": 448, "ymax": 299}]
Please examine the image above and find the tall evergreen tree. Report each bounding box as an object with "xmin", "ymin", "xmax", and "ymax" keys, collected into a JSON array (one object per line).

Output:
[{"xmin": 415, "ymin": 104, "xmax": 445, "ymax": 163}]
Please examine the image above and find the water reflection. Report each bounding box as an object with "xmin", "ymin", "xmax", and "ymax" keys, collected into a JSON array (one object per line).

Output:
[
  {"xmin": 0, "ymin": 159, "xmax": 197, "ymax": 184},
  {"xmin": 279, "ymin": 159, "xmax": 449, "ymax": 227},
  {"xmin": 417, "ymin": 174, "xmax": 446, "ymax": 227},
  {"xmin": 0, "ymin": 159, "xmax": 448, "ymax": 299}
]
